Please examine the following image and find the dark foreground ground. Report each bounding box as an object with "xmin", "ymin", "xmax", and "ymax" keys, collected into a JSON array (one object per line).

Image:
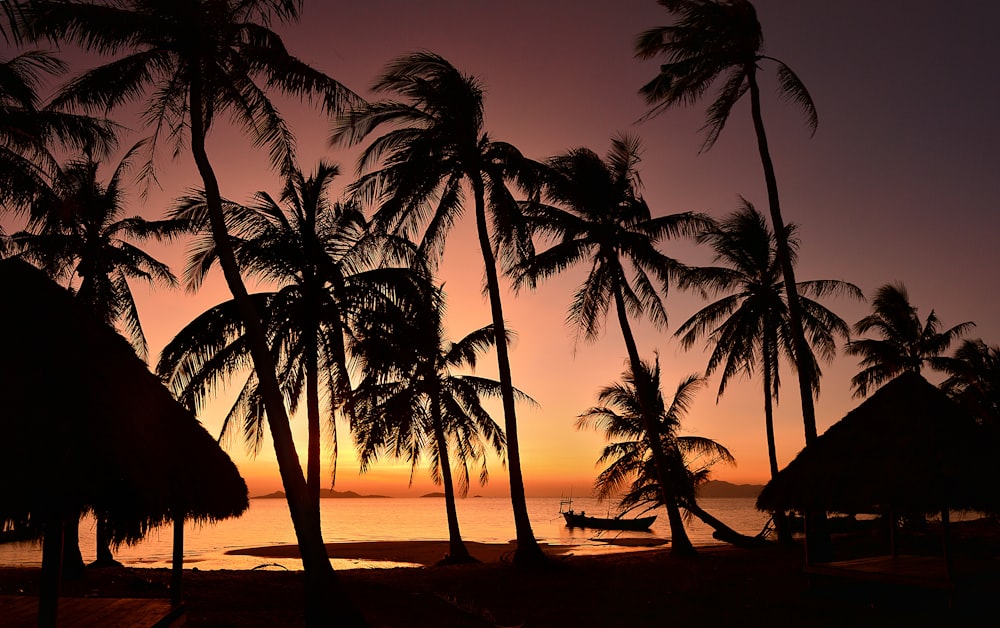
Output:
[{"xmin": 2, "ymin": 521, "xmax": 999, "ymax": 627}]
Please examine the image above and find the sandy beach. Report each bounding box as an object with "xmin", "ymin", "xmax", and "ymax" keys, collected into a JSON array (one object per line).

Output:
[{"xmin": 2, "ymin": 531, "xmax": 998, "ymax": 627}]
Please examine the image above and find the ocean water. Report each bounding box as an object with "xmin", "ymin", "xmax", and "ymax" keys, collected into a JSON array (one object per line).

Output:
[{"xmin": 0, "ymin": 496, "xmax": 770, "ymax": 570}]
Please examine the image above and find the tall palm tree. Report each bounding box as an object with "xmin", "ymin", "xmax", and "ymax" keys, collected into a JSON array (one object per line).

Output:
[
  {"xmin": 159, "ymin": 161, "xmax": 408, "ymax": 511},
  {"xmin": 846, "ymin": 282, "xmax": 974, "ymax": 398},
  {"xmin": 24, "ymin": 2, "xmax": 363, "ymax": 619},
  {"xmin": 514, "ymin": 133, "xmax": 709, "ymax": 555},
  {"xmin": 635, "ymin": 0, "xmax": 824, "ymax": 449},
  {"xmin": 11, "ymin": 143, "xmax": 186, "ymax": 572},
  {"xmin": 941, "ymin": 339, "xmax": 1000, "ymax": 428},
  {"xmin": 578, "ymin": 360, "xmax": 736, "ymax": 549},
  {"xmin": 675, "ymin": 202, "xmax": 860, "ymax": 541},
  {"xmin": 332, "ymin": 51, "xmax": 544, "ymax": 564},
  {"xmin": 353, "ymin": 284, "xmax": 514, "ymax": 564}
]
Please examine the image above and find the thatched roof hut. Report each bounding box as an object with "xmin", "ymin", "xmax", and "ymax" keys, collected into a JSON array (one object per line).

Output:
[
  {"xmin": 0, "ymin": 258, "xmax": 248, "ymax": 537},
  {"xmin": 757, "ymin": 371, "xmax": 1000, "ymax": 516}
]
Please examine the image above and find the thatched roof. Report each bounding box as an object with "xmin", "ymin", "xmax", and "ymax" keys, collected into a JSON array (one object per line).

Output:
[
  {"xmin": 757, "ymin": 371, "xmax": 1000, "ymax": 515},
  {"xmin": 0, "ymin": 259, "xmax": 248, "ymax": 543}
]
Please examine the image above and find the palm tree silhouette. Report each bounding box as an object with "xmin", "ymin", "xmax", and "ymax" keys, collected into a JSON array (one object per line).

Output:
[
  {"xmin": 0, "ymin": 48, "xmax": 115, "ymax": 211},
  {"xmin": 846, "ymin": 282, "xmax": 974, "ymax": 397},
  {"xmin": 24, "ymin": 2, "xmax": 363, "ymax": 619},
  {"xmin": 353, "ymin": 283, "xmax": 516, "ymax": 564},
  {"xmin": 578, "ymin": 361, "xmax": 735, "ymax": 545},
  {"xmin": 515, "ymin": 134, "xmax": 710, "ymax": 555},
  {"xmin": 11, "ymin": 143, "xmax": 186, "ymax": 572},
  {"xmin": 332, "ymin": 51, "xmax": 545, "ymax": 564},
  {"xmin": 942, "ymin": 339, "xmax": 1000, "ymax": 428},
  {"xmin": 159, "ymin": 161, "xmax": 409, "ymax": 511},
  {"xmin": 675, "ymin": 202, "xmax": 860, "ymax": 541},
  {"xmin": 635, "ymin": 0, "xmax": 824, "ymax": 448}
]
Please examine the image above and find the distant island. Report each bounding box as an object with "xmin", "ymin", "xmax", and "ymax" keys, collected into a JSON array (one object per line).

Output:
[
  {"xmin": 420, "ymin": 492, "xmax": 446, "ymax": 498},
  {"xmin": 253, "ymin": 489, "xmax": 389, "ymax": 499},
  {"xmin": 696, "ymin": 480, "xmax": 763, "ymax": 498}
]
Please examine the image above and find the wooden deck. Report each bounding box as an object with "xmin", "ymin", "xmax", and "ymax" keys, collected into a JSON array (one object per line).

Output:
[
  {"xmin": 0, "ymin": 596, "xmax": 185, "ymax": 627},
  {"xmin": 805, "ymin": 554, "xmax": 1000, "ymax": 590}
]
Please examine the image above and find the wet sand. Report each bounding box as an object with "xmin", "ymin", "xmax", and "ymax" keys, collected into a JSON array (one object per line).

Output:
[{"xmin": 226, "ymin": 538, "xmax": 655, "ymax": 566}]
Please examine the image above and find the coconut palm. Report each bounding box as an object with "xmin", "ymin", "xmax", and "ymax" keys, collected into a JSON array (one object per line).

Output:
[
  {"xmin": 332, "ymin": 51, "xmax": 543, "ymax": 563},
  {"xmin": 159, "ymin": 161, "xmax": 410, "ymax": 511},
  {"xmin": 352, "ymin": 284, "xmax": 515, "ymax": 564},
  {"xmin": 846, "ymin": 282, "xmax": 974, "ymax": 398},
  {"xmin": 635, "ymin": 0, "xmax": 824, "ymax": 447},
  {"xmin": 0, "ymin": 48, "xmax": 116, "ymax": 211},
  {"xmin": 10, "ymin": 143, "xmax": 186, "ymax": 572},
  {"xmin": 514, "ymin": 133, "xmax": 709, "ymax": 555},
  {"xmin": 24, "ymin": 2, "xmax": 362, "ymax": 618},
  {"xmin": 941, "ymin": 339, "xmax": 1000, "ymax": 428},
  {"xmin": 675, "ymin": 202, "xmax": 860, "ymax": 541},
  {"xmin": 578, "ymin": 360, "xmax": 736, "ymax": 545}
]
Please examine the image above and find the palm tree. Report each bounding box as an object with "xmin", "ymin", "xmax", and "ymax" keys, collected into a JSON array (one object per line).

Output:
[
  {"xmin": 0, "ymin": 48, "xmax": 115, "ymax": 211},
  {"xmin": 10, "ymin": 143, "xmax": 186, "ymax": 572},
  {"xmin": 24, "ymin": 3, "xmax": 362, "ymax": 619},
  {"xmin": 675, "ymin": 202, "xmax": 860, "ymax": 541},
  {"xmin": 635, "ymin": 0, "xmax": 824, "ymax": 449},
  {"xmin": 514, "ymin": 133, "xmax": 709, "ymax": 555},
  {"xmin": 159, "ymin": 161, "xmax": 409, "ymax": 511},
  {"xmin": 353, "ymin": 284, "xmax": 515, "ymax": 563},
  {"xmin": 578, "ymin": 360, "xmax": 736, "ymax": 548},
  {"xmin": 846, "ymin": 282, "xmax": 974, "ymax": 398},
  {"xmin": 332, "ymin": 51, "xmax": 544, "ymax": 564},
  {"xmin": 941, "ymin": 339, "xmax": 1000, "ymax": 428}
]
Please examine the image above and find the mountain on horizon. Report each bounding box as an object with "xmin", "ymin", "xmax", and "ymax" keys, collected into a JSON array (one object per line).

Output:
[
  {"xmin": 696, "ymin": 480, "xmax": 763, "ymax": 498},
  {"xmin": 253, "ymin": 489, "xmax": 389, "ymax": 499}
]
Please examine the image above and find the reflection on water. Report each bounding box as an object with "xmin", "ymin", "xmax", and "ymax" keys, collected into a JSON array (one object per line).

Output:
[{"xmin": 0, "ymin": 497, "xmax": 769, "ymax": 570}]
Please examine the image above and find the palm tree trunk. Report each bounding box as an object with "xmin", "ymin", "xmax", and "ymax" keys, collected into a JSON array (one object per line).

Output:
[
  {"xmin": 188, "ymin": 81, "xmax": 363, "ymax": 626},
  {"xmin": 304, "ymin": 285, "xmax": 322, "ymax": 513},
  {"xmin": 761, "ymin": 343, "xmax": 792, "ymax": 543},
  {"xmin": 430, "ymin": 394, "xmax": 473, "ymax": 563},
  {"xmin": 612, "ymin": 286, "xmax": 695, "ymax": 556},
  {"xmin": 60, "ymin": 512, "xmax": 84, "ymax": 579},
  {"xmin": 747, "ymin": 68, "xmax": 830, "ymax": 562},
  {"xmin": 685, "ymin": 501, "xmax": 765, "ymax": 548},
  {"xmin": 471, "ymin": 172, "xmax": 544, "ymax": 565}
]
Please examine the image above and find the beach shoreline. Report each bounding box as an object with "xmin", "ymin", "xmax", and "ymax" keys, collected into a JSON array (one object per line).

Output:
[{"xmin": 2, "ymin": 536, "xmax": 997, "ymax": 627}]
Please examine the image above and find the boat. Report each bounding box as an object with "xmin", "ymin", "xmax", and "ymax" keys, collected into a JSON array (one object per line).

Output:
[{"xmin": 559, "ymin": 498, "xmax": 656, "ymax": 531}]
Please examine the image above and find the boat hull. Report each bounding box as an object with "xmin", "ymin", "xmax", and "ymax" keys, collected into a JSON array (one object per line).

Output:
[{"xmin": 562, "ymin": 511, "xmax": 656, "ymax": 531}]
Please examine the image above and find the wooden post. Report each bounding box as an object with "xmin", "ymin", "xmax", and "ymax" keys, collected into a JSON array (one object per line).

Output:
[
  {"xmin": 171, "ymin": 513, "xmax": 184, "ymax": 606},
  {"xmin": 39, "ymin": 516, "xmax": 65, "ymax": 628},
  {"xmin": 941, "ymin": 508, "xmax": 952, "ymax": 584}
]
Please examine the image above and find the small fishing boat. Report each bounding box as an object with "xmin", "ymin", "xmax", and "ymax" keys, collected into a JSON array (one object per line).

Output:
[{"xmin": 559, "ymin": 498, "xmax": 656, "ymax": 531}]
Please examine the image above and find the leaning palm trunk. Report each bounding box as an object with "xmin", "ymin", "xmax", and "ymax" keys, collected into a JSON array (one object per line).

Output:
[
  {"xmin": 472, "ymin": 175, "xmax": 544, "ymax": 564},
  {"xmin": 613, "ymin": 289, "xmax": 695, "ymax": 555},
  {"xmin": 747, "ymin": 70, "xmax": 829, "ymax": 561},
  {"xmin": 430, "ymin": 396, "xmax": 474, "ymax": 563},
  {"xmin": 685, "ymin": 502, "xmax": 765, "ymax": 548},
  {"xmin": 761, "ymin": 331, "xmax": 793, "ymax": 543},
  {"xmin": 189, "ymin": 87, "xmax": 362, "ymax": 626}
]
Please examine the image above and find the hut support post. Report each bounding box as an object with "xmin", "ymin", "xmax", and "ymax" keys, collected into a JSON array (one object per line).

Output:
[
  {"xmin": 888, "ymin": 508, "xmax": 897, "ymax": 558},
  {"xmin": 941, "ymin": 508, "xmax": 952, "ymax": 584},
  {"xmin": 171, "ymin": 514, "xmax": 184, "ymax": 606},
  {"xmin": 40, "ymin": 516, "xmax": 65, "ymax": 628}
]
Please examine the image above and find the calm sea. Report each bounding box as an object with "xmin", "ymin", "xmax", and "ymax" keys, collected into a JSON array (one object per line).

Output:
[{"xmin": 0, "ymin": 497, "xmax": 769, "ymax": 570}]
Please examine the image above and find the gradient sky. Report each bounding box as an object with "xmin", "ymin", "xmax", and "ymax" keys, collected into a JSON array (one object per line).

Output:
[{"xmin": 5, "ymin": 1, "xmax": 999, "ymax": 498}]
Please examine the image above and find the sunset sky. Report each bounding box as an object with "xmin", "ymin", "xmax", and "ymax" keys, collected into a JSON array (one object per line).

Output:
[{"xmin": 5, "ymin": 1, "xmax": 999, "ymax": 499}]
